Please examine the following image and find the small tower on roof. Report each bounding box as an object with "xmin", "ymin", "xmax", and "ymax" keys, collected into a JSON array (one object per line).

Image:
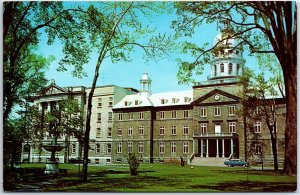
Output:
[{"xmin": 140, "ymin": 73, "xmax": 152, "ymax": 97}]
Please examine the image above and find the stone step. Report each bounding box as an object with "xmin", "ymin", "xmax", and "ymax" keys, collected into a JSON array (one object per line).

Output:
[{"xmin": 190, "ymin": 157, "xmax": 227, "ymax": 167}]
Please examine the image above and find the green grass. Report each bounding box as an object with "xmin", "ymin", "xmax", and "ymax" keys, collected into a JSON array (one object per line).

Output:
[{"xmin": 10, "ymin": 163, "xmax": 297, "ymax": 192}]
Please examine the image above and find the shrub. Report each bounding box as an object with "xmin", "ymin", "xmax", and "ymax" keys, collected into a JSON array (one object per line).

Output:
[{"xmin": 127, "ymin": 153, "xmax": 140, "ymax": 176}]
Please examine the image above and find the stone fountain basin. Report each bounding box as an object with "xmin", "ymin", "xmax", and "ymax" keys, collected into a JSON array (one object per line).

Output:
[{"xmin": 42, "ymin": 145, "xmax": 64, "ymax": 152}]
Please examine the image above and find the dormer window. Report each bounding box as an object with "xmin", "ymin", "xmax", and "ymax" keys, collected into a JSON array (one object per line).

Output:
[
  {"xmin": 172, "ymin": 98, "xmax": 179, "ymax": 104},
  {"xmin": 124, "ymin": 101, "xmax": 131, "ymax": 106},
  {"xmin": 135, "ymin": 100, "xmax": 141, "ymax": 105},
  {"xmin": 161, "ymin": 99, "xmax": 168, "ymax": 104},
  {"xmin": 184, "ymin": 97, "xmax": 191, "ymax": 103}
]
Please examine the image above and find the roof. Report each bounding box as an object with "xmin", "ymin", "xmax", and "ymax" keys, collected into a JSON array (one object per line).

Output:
[{"xmin": 113, "ymin": 90, "xmax": 193, "ymax": 109}]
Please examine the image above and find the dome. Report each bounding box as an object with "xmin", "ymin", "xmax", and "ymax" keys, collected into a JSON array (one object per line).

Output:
[
  {"xmin": 212, "ymin": 32, "xmax": 241, "ymax": 48},
  {"xmin": 141, "ymin": 73, "xmax": 151, "ymax": 81}
]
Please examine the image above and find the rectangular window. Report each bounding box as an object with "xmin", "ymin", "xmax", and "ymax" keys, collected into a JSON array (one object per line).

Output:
[
  {"xmin": 138, "ymin": 142, "xmax": 144, "ymax": 153},
  {"xmin": 139, "ymin": 126, "xmax": 144, "ymax": 135},
  {"xmin": 108, "ymin": 112, "xmax": 113, "ymax": 121},
  {"xmin": 128, "ymin": 142, "xmax": 133, "ymax": 153},
  {"xmin": 200, "ymin": 108, "xmax": 207, "ymax": 117},
  {"xmin": 159, "ymin": 142, "xmax": 165, "ymax": 154},
  {"xmin": 160, "ymin": 111, "xmax": 165, "ymax": 119},
  {"xmin": 108, "ymin": 97, "xmax": 113, "ymax": 107},
  {"xmin": 97, "ymin": 113, "xmax": 101, "ymax": 122},
  {"xmin": 107, "ymin": 144, "xmax": 111, "ymax": 154},
  {"xmin": 117, "ymin": 142, "xmax": 122, "ymax": 153},
  {"xmin": 95, "ymin": 144, "xmax": 100, "ymax": 153},
  {"xmin": 160, "ymin": 126, "xmax": 165, "ymax": 135},
  {"xmin": 214, "ymin": 107, "xmax": 221, "ymax": 116},
  {"xmin": 200, "ymin": 123, "xmax": 207, "ymax": 134},
  {"xmin": 117, "ymin": 128, "xmax": 122, "ymax": 136},
  {"xmin": 229, "ymin": 122, "xmax": 236, "ymax": 133},
  {"xmin": 118, "ymin": 113, "xmax": 123, "ymax": 121},
  {"xmin": 254, "ymin": 121, "xmax": 262, "ymax": 133},
  {"xmin": 72, "ymin": 144, "xmax": 76, "ymax": 154},
  {"xmin": 128, "ymin": 127, "xmax": 133, "ymax": 136},
  {"xmin": 183, "ymin": 141, "xmax": 189, "ymax": 154},
  {"xmin": 96, "ymin": 128, "xmax": 101, "ymax": 137},
  {"xmin": 183, "ymin": 110, "xmax": 189, "ymax": 118},
  {"xmin": 171, "ymin": 125, "xmax": 177, "ymax": 135},
  {"xmin": 128, "ymin": 112, "xmax": 133, "ymax": 120},
  {"xmin": 107, "ymin": 128, "xmax": 112, "ymax": 138},
  {"xmin": 229, "ymin": 106, "xmax": 236, "ymax": 116},
  {"xmin": 98, "ymin": 98, "xmax": 102, "ymax": 107},
  {"xmin": 255, "ymin": 144, "xmax": 262, "ymax": 154},
  {"xmin": 139, "ymin": 112, "xmax": 144, "ymax": 119},
  {"xmin": 183, "ymin": 125, "xmax": 189, "ymax": 135},
  {"xmin": 171, "ymin": 111, "xmax": 177, "ymax": 119},
  {"xmin": 228, "ymin": 63, "xmax": 233, "ymax": 74},
  {"xmin": 171, "ymin": 142, "xmax": 176, "ymax": 154}
]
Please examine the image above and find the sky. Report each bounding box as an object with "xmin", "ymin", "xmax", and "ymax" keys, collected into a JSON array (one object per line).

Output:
[{"xmin": 37, "ymin": 2, "xmax": 260, "ymax": 94}]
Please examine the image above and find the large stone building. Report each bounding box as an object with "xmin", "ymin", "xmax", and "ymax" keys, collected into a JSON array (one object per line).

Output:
[{"xmin": 21, "ymin": 22, "xmax": 286, "ymax": 166}]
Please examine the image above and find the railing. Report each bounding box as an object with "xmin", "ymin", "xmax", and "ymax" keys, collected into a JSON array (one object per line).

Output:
[{"xmin": 193, "ymin": 133, "xmax": 238, "ymax": 138}]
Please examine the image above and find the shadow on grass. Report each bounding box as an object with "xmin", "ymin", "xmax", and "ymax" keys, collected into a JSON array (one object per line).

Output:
[{"xmin": 190, "ymin": 180, "xmax": 297, "ymax": 192}]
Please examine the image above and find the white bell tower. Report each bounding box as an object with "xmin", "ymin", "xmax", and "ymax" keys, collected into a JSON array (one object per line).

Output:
[{"xmin": 140, "ymin": 73, "xmax": 152, "ymax": 98}]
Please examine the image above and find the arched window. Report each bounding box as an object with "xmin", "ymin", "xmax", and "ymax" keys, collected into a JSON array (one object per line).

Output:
[
  {"xmin": 228, "ymin": 63, "xmax": 233, "ymax": 74},
  {"xmin": 214, "ymin": 65, "xmax": 217, "ymax": 76},
  {"xmin": 220, "ymin": 63, "xmax": 224, "ymax": 73}
]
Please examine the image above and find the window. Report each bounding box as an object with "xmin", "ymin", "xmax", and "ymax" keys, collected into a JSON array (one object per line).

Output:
[
  {"xmin": 135, "ymin": 100, "xmax": 140, "ymax": 105},
  {"xmin": 139, "ymin": 126, "xmax": 144, "ymax": 135},
  {"xmin": 184, "ymin": 97, "xmax": 191, "ymax": 103},
  {"xmin": 171, "ymin": 142, "xmax": 176, "ymax": 154},
  {"xmin": 118, "ymin": 113, "xmax": 123, "ymax": 121},
  {"xmin": 107, "ymin": 144, "xmax": 111, "ymax": 153},
  {"xmin": 95, "ymin": 159, "xmax": 99, "ymax": 164},
  {"xmin": 128, "ymin": 142, "xmax": 133, "ymax": 153},
  {"xmin": 255, "ymin": 106, "xmax": 260, "ymax": 115},
  {"xmin": 138, "ymin": 142, "xmax": 144, "ymax": 153},
  {"xmin": 228, "ymin": 63, "xmax": 233, "ymax": 74},
  {"xmin": 229, "ymin": 122, "xmax": 236, "ymax": 133},
  {"xmin": 254, "ymin": 121, "xmax": 262, "ymax": 133},
  {"xmin": 108, "ymin": 97, "xmax": 113, "ymax": 107},
  {"xmin": 108, "ymin": 112, "xmax": 112, "ymax": 121},
  {"xmin": 128, "ymin": 127, "xmax": 133, "ymax": 136},
  {"xmin": 214, "ymin": 65, "xmax": 217, "ymax": 76},
  {"xmin": 200, "ymin": 108, "xmax": 207, "ymax": 117},
  {"xmin": 183, "ymin": 125, "xmax": 189, "ymax": 135},
  {"xmin": 96, "ymin": 128, "xmax": 101, "ymax": 137},
  {"xmin": 171, "ymin": 111, "xmax": 177, "ymax": 119},
  {"xmin": 159, "ymin": 126, "xmax": 165, "ymax": 135},
  {"xmin": 160, "ymin": 111, "xmax": 165, "ymax": 119},
  {"xmin": 171, "ymin": 125, "xmax": 177, "ymax": 135},
  {"xmin": 139, "ymin": 112, "xmax": 144, "ymax": 119},
  {"xmin": 128, "ymin": 112, "xmax": 133, "ymax": 120},
  {"xmin": 107, "ymin": 128, "xmax": 112, "ymax": 138},
  {"xmin": 183, "ymin": 142, "xmax": 189, "ymax": 154},
  {"xmin": 117, "ymin": 142, "xmax": 122, "ymax": 153},
  {"xmin": 117, "ymin": 128, "xmax": 122, "ymax": 136},
  {"xmin": 159, "ymin": 142, "xmax": 165, "ymax": 154},
  {"xmin": 72, "ymin": 144, "xmax": 76, "ymax": 154},
  {"xmin": 172, "ymin": 98, "xmax": 179, "ymax": 103},
  {"xmin": 183, "ymin": 110, "xmax": 189, "ymax": 118},
  {"xmin": 229, "ymin": 106, "xmax": 236, "ymax": 116},
  {"xmin": 214, "ymin": 107, "xmax": 221, "ymax": 116},
  {"xmin": 220, "ymin": 63, "xmax": 224, "ymax": 73},
  {"xmin": 98, "ymin": 98, "xmax": 102, "ymax": 107},
  {"xmin": 97, "ymin": 113, "xmax": 101, "ymax": 122},
  {"xmin": 200, "ymin": 123, "xmax": 207, "ymax": 134},
  {"xmin": 95, "ymin": 144, "xmax": 100, "ymax": 153},
  {"xmin": 255, "ymin": 144, "xmax": 262, "ymax": 154},
  {"xmin": 236, "ymin": 50, "xmax": 239, "ymax": 55},
  {"xmin": 161, "ymin": 99, "xmax": 167, "ymax": 104},
  {"xmin": 124, "ymin": 101, "xmax": 131, "ymax": 106}
]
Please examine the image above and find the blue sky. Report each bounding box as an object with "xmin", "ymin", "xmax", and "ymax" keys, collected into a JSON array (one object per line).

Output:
[{"xmin": 37, "ymin": 2, "xmax": 259, "ymax": 93}]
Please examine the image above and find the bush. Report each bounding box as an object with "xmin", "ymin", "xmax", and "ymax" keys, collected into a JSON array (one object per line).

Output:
[{"xmin": 127, "ymin": 153, "xmax": 140, "ymax": 176}]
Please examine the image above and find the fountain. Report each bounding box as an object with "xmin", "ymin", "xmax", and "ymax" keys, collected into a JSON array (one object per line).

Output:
[{"xmin": 43, "ymin": 136, "xmax": 64, "ymax": 174}]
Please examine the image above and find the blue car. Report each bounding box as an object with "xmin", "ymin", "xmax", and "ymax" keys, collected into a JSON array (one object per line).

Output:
[{"xmin": 224, "ymin": 159, "xmax": 249, "ymax": 167}]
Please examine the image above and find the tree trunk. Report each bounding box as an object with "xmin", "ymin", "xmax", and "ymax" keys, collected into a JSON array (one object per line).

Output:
[{"xmin": 271, "ymin": 135, "xmax": 279, "ymax": 171}]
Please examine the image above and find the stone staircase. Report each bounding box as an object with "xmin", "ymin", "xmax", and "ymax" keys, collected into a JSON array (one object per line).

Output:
[{"xmin": 190, "ymin": 157, "xmax": 228, "ymax": 167}]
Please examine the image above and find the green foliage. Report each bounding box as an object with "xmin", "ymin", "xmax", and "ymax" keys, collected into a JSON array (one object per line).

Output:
[{"xmin": 127, "ymin": 153, "xmax": 140, "ymax": 176}]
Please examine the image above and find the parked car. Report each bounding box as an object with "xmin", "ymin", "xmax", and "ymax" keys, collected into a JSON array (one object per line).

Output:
[
  {"xmin": 69, "ymin": 158, "xmax": 91, "ymax": 164},
  {"xmin": 224, "ymin": 159, "xmax": 249, "ymax": 167}
]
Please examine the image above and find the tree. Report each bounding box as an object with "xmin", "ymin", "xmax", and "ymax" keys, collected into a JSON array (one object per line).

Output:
[
  {"xmin": 172, "ymin": 1, "xmax": 296, "ymax": 175},
  {"xmin": 239, "ymin": 67, "xmax": 284, "ymax": 171},
  {"xmin": 58, "ymin": 2, "xmax": 174, "ymax": 182}
]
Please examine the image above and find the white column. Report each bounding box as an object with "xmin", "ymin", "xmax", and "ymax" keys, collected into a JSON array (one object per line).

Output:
[
  {"xmin": 206, "ymin": 139, "xmax": 209, "ymax": 158},
  {"xmin": 216, "ymin": 139, "xmax": 219, "ymax": 158},
  {"xmin": 200, "ymin": 139, "xmax": 203, "ymax": 157},
  {"xmin": 230, "ymin": 138, "xmax": 234, "ymax": 155},
  {"xmin": 222, "ymin": 139, "xmax": 225, "ymax": 158}
]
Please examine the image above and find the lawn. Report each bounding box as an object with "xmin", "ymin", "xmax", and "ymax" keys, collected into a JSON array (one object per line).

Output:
[{"xmin": 7, "ymin": 163, "xmax": 297, "ymax": 192}]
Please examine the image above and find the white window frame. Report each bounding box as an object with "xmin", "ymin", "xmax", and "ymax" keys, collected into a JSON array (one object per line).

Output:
[
  {"xmin": 200, "ymin": 123, "xmax": 207, "ymax": 134},
  {"xmin": 160, "ymin": 126, "xmax": 165, "ymax": 135},
  {"xmin": 139, "ymin": 126, "xmax": 144, "ymax": 135},
  {"xmin": 183, "ymin": 141, "xmax": 189, "ymax": 154},
  {"xmin": 96, "ymin": 127, "xmax": 101, "ymax": 137},
  {"xmin": 128, "ymin": 127, "xmax": 133, "ymax": 136},
  {"xmin": 118, "ymin": 113, "xmax": 123, "ymax": 121},
  {"xmin": 200, "ymin": 108, "xmax": 207, "ymax": 117},
  {"xmin": 108, "ymin": 112, "xmax": 113, "ymax": 121},
  {"xmin": 171, "ymin": 110, "xmax": 177, "ymax": 119},
  {"xmin": 107, "ymin": 143, "xmax": 111, "ymax": 154},
  {"xmin": 71, "ymin": 143, "xmax": 76, "ymax": 154},
  {"xmin": 108, "ymin": 97, "xmax": 113, "ymax": 107},
  {"xmin": 117, "ymin": 128, "xmax": 122, "ymax": 136},
  {"xmin": 171, "ymin": 125, "xmax": 177, "ymax": 135},
  {"xmin": 117, "ymin": 142, "xmax": 122, "ymax": 153},
  {"xmin": 160, "ymin": 111, "xmax": 165, "ymax": 119},
  {"xmin": 183, "ymin": 125, "xmax": 189, "ymax": 135},
  {"xmin": 159, "ymin": 142, "xmax": 165, "ymax": 154},
  {"xmin": 183, "ymin": 110, "xmax": 189, "ymax": 118},
  {"xmin": 97, "ymin": 113, "xmax": 101, "ymax": 122},
  {"xmin": 214, "ymin": 107, "xmax": 221, "ymax": 116},
  {"xmin": 107, "ymin": 127, "xmax": 112, "ymax": 138},
  {"xmin": 228, "ymin": 122, "xmax": 236, "ymax": 133},
  {"xmin": 139, "ymin": 112, "xmax": 144, "ymax": 120},
  {"xmin": 138, "ymin": 142, "xmax": 144, "ymax": 153},
  {"xmin": 171, "ymin": 142, "xmax": 176, "ymax": 154},
  {"xmin": 229, "ymin": 106, "xmax": 236, "ymax": 116},
  {"xmin": 95, "ymin": 143, "xmax": 100, "ymax": 153},
  {"xmin": 98, "ymin": 98, "xmax": 102, "ymax": 107},
  {"xmin": 254, "ymin": 121, "xmax": 262, "ymax": 133},
  {"xmin": 128, "ymin": 112, "xmax": 133, "ymax": 120},
  {"xmin": 128, "ymin": 142, "xmax": 133, "ymax": 153}
]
